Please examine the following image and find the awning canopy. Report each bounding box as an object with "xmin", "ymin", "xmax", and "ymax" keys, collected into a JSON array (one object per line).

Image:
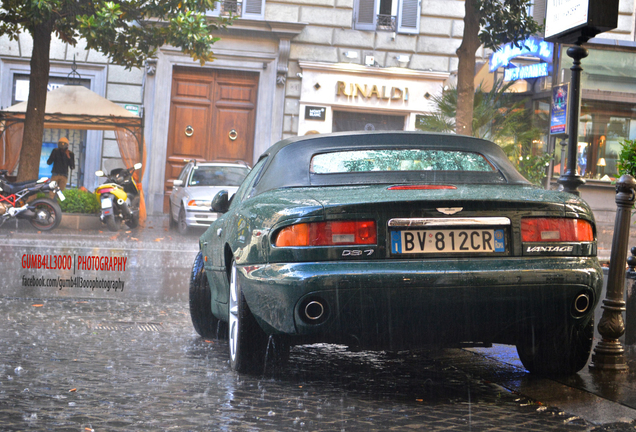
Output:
[{"xmin": 0, "ymin": 85, "xmax": 147, "ymax": 222}]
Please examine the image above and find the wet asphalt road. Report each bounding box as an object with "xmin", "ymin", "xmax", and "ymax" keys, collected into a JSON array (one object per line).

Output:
[{"xmin": 2, "ymin": 224, "xmax": 636, "ymax": 431}]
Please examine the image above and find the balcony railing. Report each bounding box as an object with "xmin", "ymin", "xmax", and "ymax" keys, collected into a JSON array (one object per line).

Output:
[
  {"xmin": 219, "ymin": 1, "xmax": 242, "ymax": 16},
  {"xmin": 377, "ymin": 14, "xmax": 396, "ymax": 31}
]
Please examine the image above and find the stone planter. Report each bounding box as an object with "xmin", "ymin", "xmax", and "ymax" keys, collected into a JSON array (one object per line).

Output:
[{"xmin": 59, "ymin": 213, "xmax": 102, "ymax": 230}]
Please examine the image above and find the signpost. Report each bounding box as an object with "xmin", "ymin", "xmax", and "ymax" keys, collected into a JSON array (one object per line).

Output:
[{"xmin": 543, "ymin": 0, "xmax": 619, "ymax": 196}]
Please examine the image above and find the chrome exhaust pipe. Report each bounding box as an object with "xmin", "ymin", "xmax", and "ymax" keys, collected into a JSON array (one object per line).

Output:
[
  {"xmin": 304, "ymin": 301, "xmax": 325, "ymax": 321},
  {"xmin": 574, "ymin": 293, "xmax": 591, "ymax": 314}
]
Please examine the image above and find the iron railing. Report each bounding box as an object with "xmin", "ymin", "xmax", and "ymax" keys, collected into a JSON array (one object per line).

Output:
[{"xmin": 377, "ymin": 14, "xmax": 396, "ymax": 31}]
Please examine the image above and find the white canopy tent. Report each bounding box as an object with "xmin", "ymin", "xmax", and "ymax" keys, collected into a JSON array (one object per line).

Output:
[{"xmin": 0, "ymin": 85, "xmax": 147, "ymax": 220}]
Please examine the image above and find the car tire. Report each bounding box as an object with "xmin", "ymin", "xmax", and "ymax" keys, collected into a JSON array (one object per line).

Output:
[
  {"xmin": 105, "ymin": 213, "xmax": 119, "ymax": 232},
  {"xmin": 228, "ymin": 260, "xmax": 268, "ymax": 374},
  {"xmin": 189, "ymin": 252, "xmax": 226, "ymax": 339},
  {"xmin": 169, "ymin": 203, "xmax": 177, "ymax": 229},
  {"xmin": 516, "ymin": 316, "xmax": 594, "ymax": 376},
  {"xmin": 178, "ymin": 205, "xmax": 189, "ymax": 235}
]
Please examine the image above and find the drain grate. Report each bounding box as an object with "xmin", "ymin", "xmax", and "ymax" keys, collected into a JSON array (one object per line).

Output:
[{"xmin": 91, "ymin": 322, "xmax": 163, "ymax": 332}]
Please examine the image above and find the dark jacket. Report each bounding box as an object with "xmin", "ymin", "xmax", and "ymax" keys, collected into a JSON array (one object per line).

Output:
[{"xmin": 47, "ymin": 148, "xmax": 75, "ymax": 177}]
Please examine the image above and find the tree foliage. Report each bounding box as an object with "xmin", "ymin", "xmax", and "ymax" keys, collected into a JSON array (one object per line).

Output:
[
  {"xmin": 418, "ymin": 80, "xmax": 536, "ymax": 142},
  {"xmin": 0, "ymin": 0, "xmax": 228, "ymax": 181},
  {"xmin": 0, "ymin": 0, "xmax": 226, "ymax": 68},
  {"xmin": 455, "ymin": 0, "xmax": 541, "ymax": 136},
  {"xmin": 617, "ymin": 139, "xmax": 636, "ymax": 179},
  {"xmin": 417, "ymin": 80, "xmax": 551, "ymax": 186}
]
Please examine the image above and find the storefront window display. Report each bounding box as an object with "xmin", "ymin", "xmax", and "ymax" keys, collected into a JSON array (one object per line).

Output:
[
  {"xmin": 551, "ymin": 100, "xmax": 636, "ymax": 181},
  {"xmin": 552, "ymin": 48, "xmax": 636, "ymax": 182}
]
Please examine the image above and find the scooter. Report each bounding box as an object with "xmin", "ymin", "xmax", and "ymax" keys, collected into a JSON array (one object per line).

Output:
[
  {"xmin": 95, "ymin": 163, "xmax": 142, "ymax": 231},
  {"xmin": 0, "ymin": 170, "xmax": 65, "ymax": 231}
]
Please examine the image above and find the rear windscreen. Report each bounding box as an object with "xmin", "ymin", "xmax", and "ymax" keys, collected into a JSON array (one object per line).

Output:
[{"xmin": 310, "ymin": 149, "xmax": 495, "ymax": 174}]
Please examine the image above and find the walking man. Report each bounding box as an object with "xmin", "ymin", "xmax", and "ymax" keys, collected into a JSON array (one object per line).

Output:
[{"xmin": 47, "ymin": 137, "xmax": 75, "ymax": 190}]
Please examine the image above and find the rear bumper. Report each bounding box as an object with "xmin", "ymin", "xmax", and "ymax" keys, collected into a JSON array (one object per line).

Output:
[{"xmin": 238, "ymin": 257, "xmax": 603, "ymax": 350}]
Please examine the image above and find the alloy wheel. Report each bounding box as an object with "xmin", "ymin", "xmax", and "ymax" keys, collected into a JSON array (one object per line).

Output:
[{"xmin": 229, "ymin": 262, "xmax": 239, "ymax": 363}]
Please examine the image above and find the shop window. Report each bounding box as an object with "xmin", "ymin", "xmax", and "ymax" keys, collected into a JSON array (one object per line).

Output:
[
  {"xmin": 206, "ymin": 0, "xmax": 264, "ymax": 19},
  {"xmin": 561, "ymin": 48, "xmax": 636, "ymax": 94},
  {"xmin": 552, "ymin": 101, "xmax": 636, "ymax": 182},
  {"xmin": 332, "ymin": 111, "xmax": 405, "ymax": 132},
  {"xmin": 354, "ymin": 0, "xmax": 420, "ymax": 34}
]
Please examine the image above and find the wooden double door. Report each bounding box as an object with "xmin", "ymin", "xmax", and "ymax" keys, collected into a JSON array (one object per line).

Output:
[{"xmin": 164, "ymin": 67, "xmax": 259, "ymax": 211}]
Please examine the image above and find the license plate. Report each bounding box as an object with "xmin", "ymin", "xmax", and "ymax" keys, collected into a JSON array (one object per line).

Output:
[
  {"xmin": 101, "ymin": 197, "xmax": 113, "ymax": 209},
  {"xmin": 56, "ymin": 190, "xmax": 65, "ymax": 201},
  {"xmin": 391, "ymin": 229, "xmax": 505, "ymax": 254}
]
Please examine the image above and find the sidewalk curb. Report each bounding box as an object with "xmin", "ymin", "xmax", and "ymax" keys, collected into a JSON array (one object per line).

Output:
[{"xmin": 1, "ymin": 213, "xmax": 170, "ymax": 232}]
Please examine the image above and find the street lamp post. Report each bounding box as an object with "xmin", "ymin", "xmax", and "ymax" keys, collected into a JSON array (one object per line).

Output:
[
  {"xmin": 556, "ymin": 45, "xmax": 587, "ymax": 196},
  {"xmin": 590, "ymin": 174, "xmax": 636, "ymax": 371}
]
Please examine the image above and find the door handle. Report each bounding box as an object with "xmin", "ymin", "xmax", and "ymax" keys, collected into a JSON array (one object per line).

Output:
[{"xmin": 229, "ymin": 129, "xmax": 238, "ymax": 141}]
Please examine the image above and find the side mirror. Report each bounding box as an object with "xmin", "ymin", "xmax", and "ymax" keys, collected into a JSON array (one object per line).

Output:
[
  {"xmin": 173, "ymin": 179, "xmax": 183, "ymax": 187},
  {"xmin": 95, "ymin": 170, "xmax": 105, "ymax": 177},
  {"xmin": 211, "ymin": 190, "xmax": 230, "ymax": 214},
  {"xmin": 134, "ymin": 162, "xmax": 142, "ymax": 170}
]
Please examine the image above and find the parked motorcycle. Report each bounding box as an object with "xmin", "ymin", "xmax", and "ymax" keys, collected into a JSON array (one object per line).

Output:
[
  {"xmin": 0, "ymin": 170, "xmax": 65, "ymax": 231},
  {"xmin": 95, "ymin": 163, "xmax": 142, "ymax": 231}
]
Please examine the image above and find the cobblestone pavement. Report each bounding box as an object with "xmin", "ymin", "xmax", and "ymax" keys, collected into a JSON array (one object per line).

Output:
[{"xmin": 1, "ymin": 297, "xmax": 635, "ymax": 431}]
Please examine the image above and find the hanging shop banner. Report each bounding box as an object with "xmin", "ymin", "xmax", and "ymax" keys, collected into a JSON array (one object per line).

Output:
[{"xmin": 550, "ymin": 83, "xmax": 569, "ymax": 136}]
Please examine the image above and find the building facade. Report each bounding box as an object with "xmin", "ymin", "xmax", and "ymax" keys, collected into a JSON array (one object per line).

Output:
[{"xmin": 3, "ymin": 0, "xmax": 636, "ymax": 233}]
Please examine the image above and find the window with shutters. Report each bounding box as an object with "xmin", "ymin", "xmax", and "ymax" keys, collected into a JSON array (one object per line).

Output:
[
  {"xmin": 354, "ymin": 0, "xmax": 420, "ymax": 34},
  {"xmin": 206, "ymin": 0, "xmax": 265, "ymax": 19}
]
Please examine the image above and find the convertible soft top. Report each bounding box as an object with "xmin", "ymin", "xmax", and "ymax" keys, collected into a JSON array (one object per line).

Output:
[{"xmin": 251, "ymin": 131, "xmax": 531, "ymax": 196}]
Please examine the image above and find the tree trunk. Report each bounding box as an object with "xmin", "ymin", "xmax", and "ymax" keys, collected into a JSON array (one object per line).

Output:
[
  {"xmin": 17, "ymin": 22, "xmax": 52, "ymax": 182},
  {"xmin": 455, "ymin": 0, "xmax": 481, "ymax": 137}
]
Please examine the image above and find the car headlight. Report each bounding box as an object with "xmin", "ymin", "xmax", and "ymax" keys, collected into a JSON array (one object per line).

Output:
[{"xmin": 187, "ymin": 199, "xmax": 212, "ymax": 209}]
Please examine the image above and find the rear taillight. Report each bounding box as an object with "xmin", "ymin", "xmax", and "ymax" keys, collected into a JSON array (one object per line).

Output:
[
  {"xmin": 275, "ymin": 220, "xmax": 377, "ymax": 247},
  {"xmin": 521, "ymin": 218, "xmax": 593, "ymax": 242}
]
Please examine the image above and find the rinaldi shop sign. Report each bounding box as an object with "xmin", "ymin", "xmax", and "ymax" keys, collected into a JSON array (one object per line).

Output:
[{"xmin": 336, "ymin": 81, "xmax": 409, "ymax": 101}]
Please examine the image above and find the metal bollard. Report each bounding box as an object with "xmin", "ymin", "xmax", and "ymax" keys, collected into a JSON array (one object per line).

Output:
[
  {"xmin": 590, "ymin": 174, "xmax": 636, "ymax": 371},
  {"xmin": 625, "ymin": 248, "xmax": 636, "ymax": 346}
]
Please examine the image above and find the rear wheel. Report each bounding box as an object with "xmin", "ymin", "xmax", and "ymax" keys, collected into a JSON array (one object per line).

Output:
[
  {"xmin": 105, "ymin": 213, "xmax": 119, "ymax": 231},
  {"xmin": 189, "ymin": 252, "xmax": 225, "ymax": 339},
  {"xmin": 29, "ymin": 198, "xmax": 62, "ymax": 231},
  {"xmin": 125, "ymin": 196, "xmax": 140, "ymax": 229},
  {"xmin": 516, "ymin": 317, "xmax": 594, "ymax": 376},
  {"xmin": 228, "ymin": 260, "xmax": 268, "ymax": 374},
  {"xmin": 177, "ymin": 206, "xmax": 189, "ymax": 235}
]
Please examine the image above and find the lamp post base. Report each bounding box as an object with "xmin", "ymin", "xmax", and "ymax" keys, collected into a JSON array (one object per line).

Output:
[
  {"xmin": 557, "ymin": 174, "xmax": 585, "ymax": 196},
  {"xmin": 589, "ymin": 351, "xmax": 628, "ymax": 371}
]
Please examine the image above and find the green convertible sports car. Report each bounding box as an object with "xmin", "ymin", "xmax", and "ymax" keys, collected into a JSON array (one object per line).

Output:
[{"xmin": 190, "ymin": 131, "xmax": 602, "ymax": 375}]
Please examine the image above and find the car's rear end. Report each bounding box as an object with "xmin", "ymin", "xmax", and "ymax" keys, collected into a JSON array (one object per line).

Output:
[
  {"xmin": 241, "ymin": 183, "xmax": 601, "ymax": 352},
  {"xmin": 236, "ymin": 143, "xmax": 600, "ymax": 365}
]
